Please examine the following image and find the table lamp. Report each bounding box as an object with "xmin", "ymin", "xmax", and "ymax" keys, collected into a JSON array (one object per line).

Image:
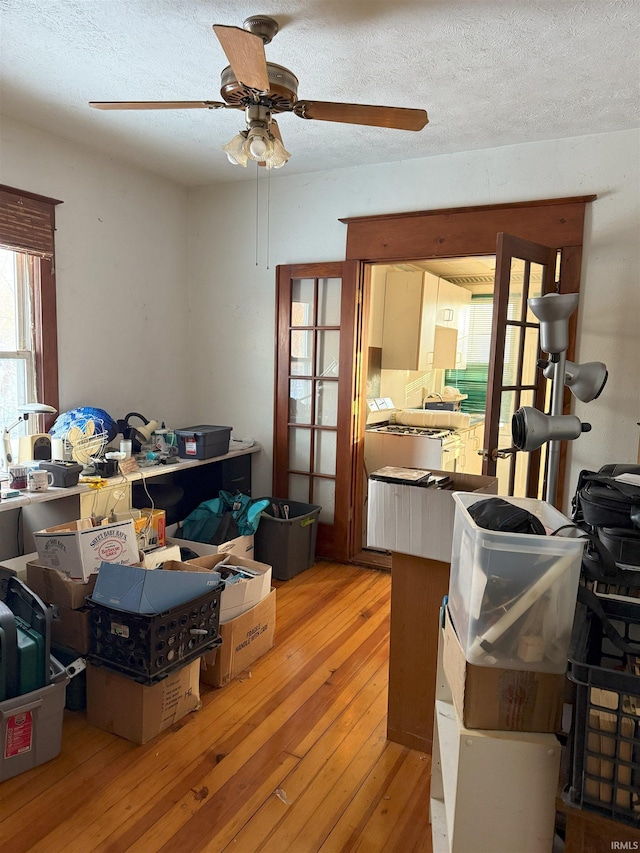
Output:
[{"xmin": 2, "ymin": 403, "xmax": 57, "ymax": 469}]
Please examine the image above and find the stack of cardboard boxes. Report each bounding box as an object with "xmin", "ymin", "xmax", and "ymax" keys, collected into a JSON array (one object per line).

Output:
[{"xmin": 23, "ymin": 511, "xmax": 276, "ymax": 746}]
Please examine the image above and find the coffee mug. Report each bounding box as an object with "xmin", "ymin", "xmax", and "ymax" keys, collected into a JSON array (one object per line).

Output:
[
  {"xmin": 28, "ymin": 469, "xmax": 55, "ymax": 492},
  {"xmin": 8, "ymin": 465, "xmax": 28, "ymax": 490}
]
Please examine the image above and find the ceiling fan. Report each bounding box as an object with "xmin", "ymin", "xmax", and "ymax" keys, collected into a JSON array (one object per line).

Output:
[{"xmin": 89, "ymin": 15, "xmax": 429, "ymax": 170}]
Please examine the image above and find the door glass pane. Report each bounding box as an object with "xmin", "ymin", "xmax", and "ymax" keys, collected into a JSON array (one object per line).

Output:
[
  {"xmin": 316, "ymin": 330, "xmax": 340, "ymax": 377},
  {"xmin": 315, "ymin": 380, "xmax": 338, "ymax": 427},
  {"xmin": 288, "ymin": 473, "xmax": 310, "ymax": 504},
  {"xmin": 512, "ymin": 449, "xmax": 530, "ymax": 498},
  {"xmin": 314, "ymin": 430, "xmax": 337, "ymax": 475},
  {"xmin": 289, "ymin": 427, "xmax": 311, "ymax": 472},
  {"xmin": 520, "ymin": 388, "xmax": 535, "ymax": 408},
  {"xmin": 291, "ymin": 330, "xmax": 313, "ymax": 375},
  {"xmin": 318, "ymin": 277, "xmax": 341, "ymax": 326},
  {"xmin": 313, "ymin": 477, "xmax": 335, "ymax": 523},
  {"xmin": 525, "ymin": 262, "xmax": 546, "ymax": 322},
  {"xmin": 522, "ymin": 327, "xmax": 540, "ymax": 385},
  {"xmin": 499, "ymin": 389, "xmax": 514, "ymax": 433},
  {"xmin": 291, "ymin": 279, "xmax": 314, "ymax": 325},
  {"xmin": 290, "ymin": 379, "xmax": 312, "ymax": 424},
  {"xmin": 502, "ymin": 324, "xmax": 520, "ymax": 387},
  {"xmin": 506, "ymin": 259, "xmax": 524, "ymax": 321}
]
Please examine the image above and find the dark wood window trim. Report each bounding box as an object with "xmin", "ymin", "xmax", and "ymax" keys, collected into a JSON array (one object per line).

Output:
[{"xmin": 0, "ymin": 184, "xmax": 62, "ymax": 422}]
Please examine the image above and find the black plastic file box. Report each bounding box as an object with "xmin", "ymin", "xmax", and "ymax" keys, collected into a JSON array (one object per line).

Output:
[{"xmin": 254, "ymin": 499, "xmax": 321, "ymax": 581}]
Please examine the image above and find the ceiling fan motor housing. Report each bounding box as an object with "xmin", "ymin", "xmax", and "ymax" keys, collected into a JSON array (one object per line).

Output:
[{"xmin": 220, "ymin": 63, "xmax": 299, "ymax": 111}]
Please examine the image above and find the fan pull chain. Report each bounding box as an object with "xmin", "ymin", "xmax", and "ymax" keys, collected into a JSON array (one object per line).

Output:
[
  {"xmin": 255, "ymin": 161, "xmax": 259, "ymax": 266},
  {"xmin": 266, "ymin": 165, "xmax": 271, "ymax": 270}
]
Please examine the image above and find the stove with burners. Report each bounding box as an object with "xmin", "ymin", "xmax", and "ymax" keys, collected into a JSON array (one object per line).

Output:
[
  {"xmin": 366, "ymin": 423, "xmax": 455, "ymax": 439},
  {"xmin": 364, "ymin": 421, "xmax": 463, "ymax": 473}
]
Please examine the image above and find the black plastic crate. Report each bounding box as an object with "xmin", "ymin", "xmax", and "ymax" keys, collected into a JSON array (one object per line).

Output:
[
  {"xmin": 567, "ymin": 595, "xmax": 640, "ymax": 827},
  {"xmin": 254, "ymin": 499, "xmax": 321, "ymax": 580},
  {"xmin": 86, "ymin": 582, "xmax": 224, "ymax": 685}
]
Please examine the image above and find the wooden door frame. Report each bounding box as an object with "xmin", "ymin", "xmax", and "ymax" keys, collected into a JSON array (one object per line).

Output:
[{"xmin": 339, "ymin": 196, "xmax": 596, "ymax": 560}]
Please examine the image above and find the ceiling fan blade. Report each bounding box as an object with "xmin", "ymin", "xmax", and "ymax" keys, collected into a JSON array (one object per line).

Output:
[
  {"xmin": 89, "ymin": 100, "xmax": 228, "ymax": 110},
  {"xmin": 293, "ymin": 100, "xmax": 428, "ymax": 131},
  {"xmin": 213, "ymin": 24, "xmax": 269, "ymax": 91},
  {"xmin": 270, "ymin": 119, "xmax": 283, "ymax": 144}
]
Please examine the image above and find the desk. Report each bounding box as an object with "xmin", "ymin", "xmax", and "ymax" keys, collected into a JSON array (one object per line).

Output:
[{"xmin": 0, "ymin": 444, "xmax": 260, "ymax": 558}]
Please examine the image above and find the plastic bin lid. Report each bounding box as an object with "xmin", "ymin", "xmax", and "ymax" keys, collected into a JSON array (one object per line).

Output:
[{"xmin": 174, "ymin": 425, "xmax": 232, "ymax": 436}]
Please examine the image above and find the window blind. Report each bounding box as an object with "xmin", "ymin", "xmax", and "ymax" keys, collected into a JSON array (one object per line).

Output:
[
  {"xmin": 446, "ymin": 292, "xmax": 527, "ymax": 421},
  {"xmin": 445, "ymin": 295, "xmax": 493, "ymax": 413},
  {"xmin": 0, "ymin": 185, "xmax": 62, "ymax": 257}
]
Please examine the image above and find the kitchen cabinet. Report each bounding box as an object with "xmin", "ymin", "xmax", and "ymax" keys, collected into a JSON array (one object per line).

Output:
[
  {"xmin": 459, "ymin": 422, "xmax": 484, "ymax": 475},
  {"xmin": 435, "ymin": 278, "xmax": 471, "ymax": 369},
  {"xmin": 380, "ymin": 270, "xmax": 471, "ymax": 371},
  {"xmin": 381, "ymin": 270, "xmax": 438, "ymax": 370}
]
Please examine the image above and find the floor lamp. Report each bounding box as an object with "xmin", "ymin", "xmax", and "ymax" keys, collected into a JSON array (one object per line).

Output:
[{"xmin": 511, "ymin": 293, "xmax": 607, "ymax": 507}]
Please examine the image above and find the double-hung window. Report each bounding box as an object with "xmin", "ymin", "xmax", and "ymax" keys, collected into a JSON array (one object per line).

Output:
[{"xmin": 0, "ymin": 185, "xmax": 61, "ymax": 446}]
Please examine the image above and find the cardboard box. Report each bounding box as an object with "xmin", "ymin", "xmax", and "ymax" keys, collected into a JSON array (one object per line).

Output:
[
  {"xmin": 201, "ymin": 588, "xmax": 276, "ymax": 688},
  {"xmin": 51, "ymin": 606, "xmax": 91, "ymax": 654},
  {"xmin": 26, "ymin": 561, "xmax": 97, "ymax": 609},
  {"xmin": 33, "ymin": 518, "xmax": 139, "ymax": 582},
  {"xmin": 442, "ymin": 606, "xmax": 564, "ymax": 732},
  {"xmin": 86, "ymin": 658, "xmax": 201, "ymax": 744},
  {"xmin": 89, "ymin": 561, "xmax": 223, "ymax": 615},
  {"xmin": 134, "ymin": 508, "xmax": 166, "ymax": 550},
  {"xmin": 166, "ymin": 528, "xmax": 254, "ymax": 560},
  {"xmin": 367, "ymin": 470, "xmax": 498, "ymax": 563},
  {"xmin": 178, "ymin": 553, "xmax": 271, "ymax": 623}
]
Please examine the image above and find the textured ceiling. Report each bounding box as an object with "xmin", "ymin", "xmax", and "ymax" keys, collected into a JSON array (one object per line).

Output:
[{"xmin": 0, "ymin": 0, "xmax": 638, "ymax": 187}]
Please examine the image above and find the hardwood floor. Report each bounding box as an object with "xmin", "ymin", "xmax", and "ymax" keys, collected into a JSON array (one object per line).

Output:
[{"xmin": 0, "ymin": 562, "xmax": 433, "ymax": 853}]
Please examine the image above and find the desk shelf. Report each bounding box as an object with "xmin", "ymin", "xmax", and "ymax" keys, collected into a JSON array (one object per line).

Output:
[{"xmin": 430, "ymin": 618, "xmax": 561, "ymax": 853}]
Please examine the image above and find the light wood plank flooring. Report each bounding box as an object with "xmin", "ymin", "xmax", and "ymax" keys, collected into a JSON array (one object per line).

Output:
[{"xmin": 0, "ymin": 561, "xmax": 433, "ymax": 853}]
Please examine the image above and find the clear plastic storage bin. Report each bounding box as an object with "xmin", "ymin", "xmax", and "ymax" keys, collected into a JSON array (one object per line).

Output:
[{"xmin": 449, "ymin": 493, "xmax": 584, "ymax": 672}]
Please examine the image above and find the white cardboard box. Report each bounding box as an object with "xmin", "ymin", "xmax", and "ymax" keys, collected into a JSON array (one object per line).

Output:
[
  {"xmin": 166, "ymin": 552, "xmax": 271, "ymax": 623},
  {"xmin": 33, "ymin": 518, "xmax": 139, "ymax": 582},
  {"xmin": 366, "ymin": 470, "xmax": 498, "ymax": 563},
  {"xmin": 166, "ymin": 532, "xmax": 254, "ymax": 560}
]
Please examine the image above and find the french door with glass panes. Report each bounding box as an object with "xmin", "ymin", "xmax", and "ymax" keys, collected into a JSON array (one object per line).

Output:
[
  {"xmin": 483, "ymin": 233, "xmax": 558, "ymax": 497},
  {"xmin": 274, "ymin": 262, "xmax": 360, "ymax": 562}
]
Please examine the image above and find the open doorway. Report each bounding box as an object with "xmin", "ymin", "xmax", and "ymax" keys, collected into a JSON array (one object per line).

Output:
[{"xmin": 360, "ymin": 253, "xmax": 548, "ymax": 560}]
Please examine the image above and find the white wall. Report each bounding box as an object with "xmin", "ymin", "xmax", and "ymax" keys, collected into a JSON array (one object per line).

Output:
[
  {"xmin": 189, "ymin": 129, "xmax": 640, "ymax": 501},
  {"xmin": 0, "ymin": 116, "xmax": 190, "ymax": 430},
  {"xmin": 1, "ymin": 117, "xmax": 637, "ymax": 504}
]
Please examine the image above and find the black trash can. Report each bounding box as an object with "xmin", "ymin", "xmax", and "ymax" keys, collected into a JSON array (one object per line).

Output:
[{"xmin": 254, "ymin": 499, "xmax": 321, "ymax": 580}]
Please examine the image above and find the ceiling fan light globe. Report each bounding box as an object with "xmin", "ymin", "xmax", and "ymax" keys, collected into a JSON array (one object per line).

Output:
[
  {"xmin": 263, "ymin": 137, "xmax": 291, "ymax": 169},
  {"xmin": 248, "ymin": 135, "xmax": 270, "ymax": 160},
  {"xmin": 222, "ymin": 132, "xmax": 249, "ymax": 166}
]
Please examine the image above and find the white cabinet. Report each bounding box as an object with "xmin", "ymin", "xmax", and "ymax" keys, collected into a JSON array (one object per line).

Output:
[
  {"xmin": 381, "ymin": 271, "xmax": 471, "ymax": 371},
  {"xmin": 435, "ymin": 278, "xmax": 472, "ymax": 370},
  {"xmin": 459, "ymin": 422, "xmax": 484, "ymax": 476},
  {"xmin": 430, "ymin": 618, "xmax": 560, "ymax": 853},
  {"xmin": 381, "ymin": 270, "xmax": 438, "ymax": 370}
]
